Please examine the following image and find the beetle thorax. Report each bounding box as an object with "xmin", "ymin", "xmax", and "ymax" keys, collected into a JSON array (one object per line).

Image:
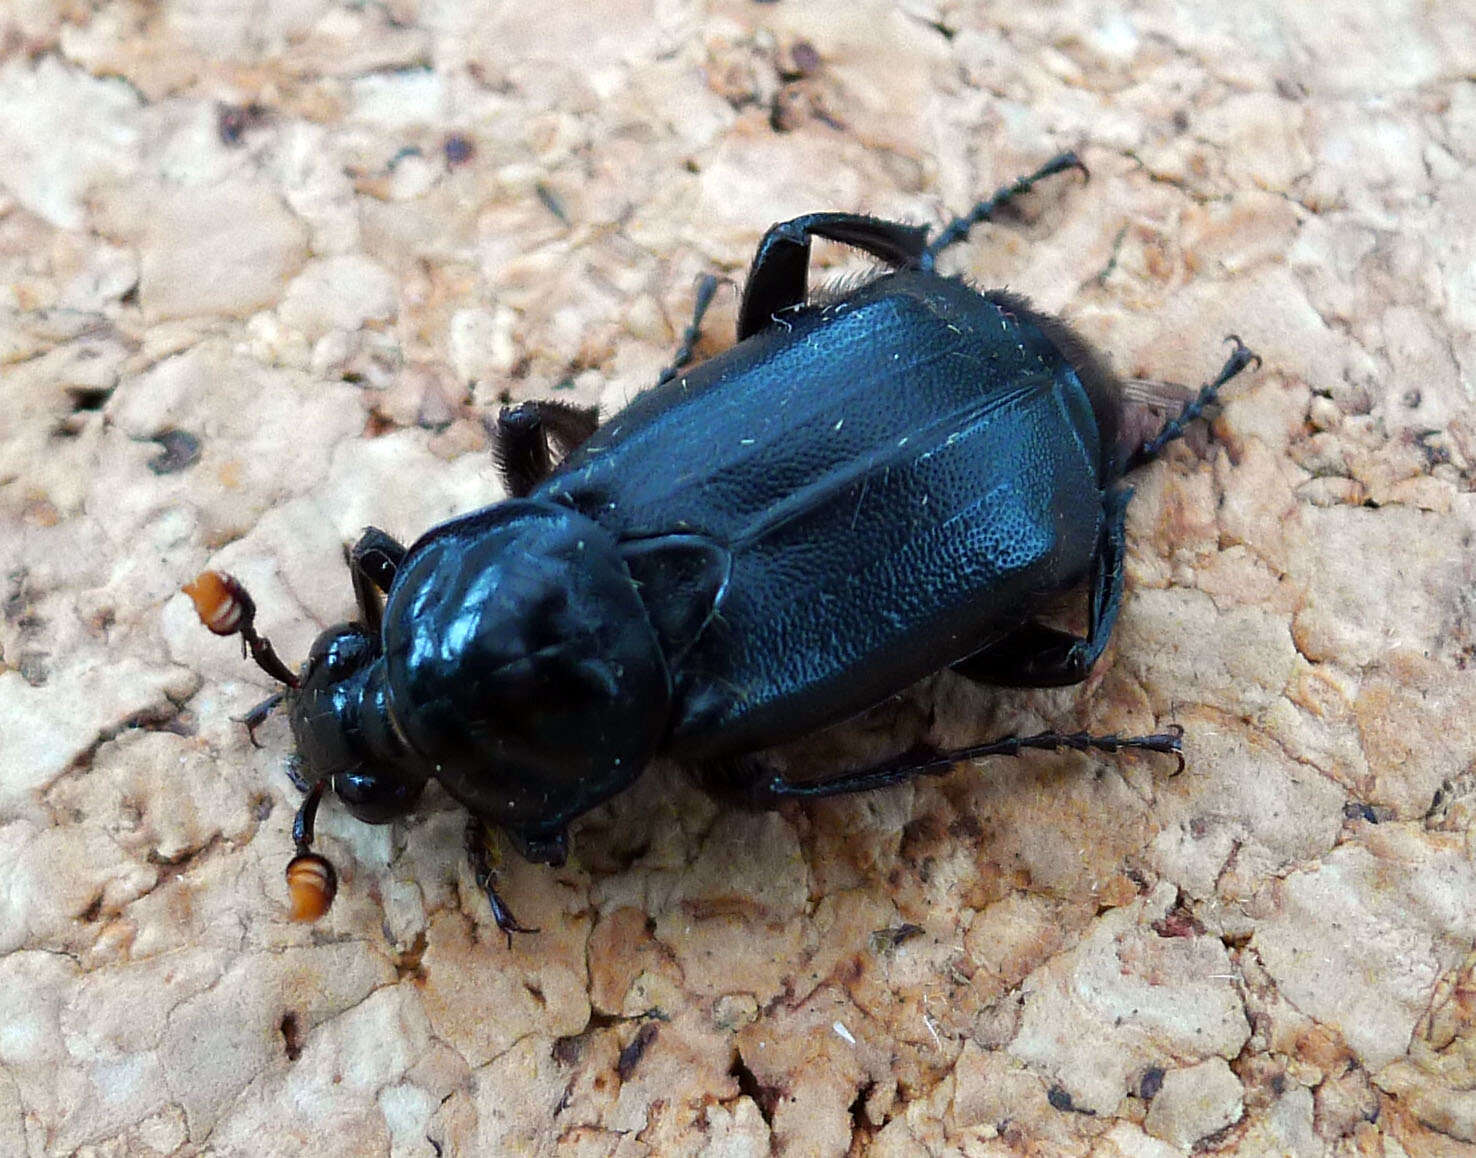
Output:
[{"xmin": 373, "ymin": 500, "xmax": 674, "ymax": 829}]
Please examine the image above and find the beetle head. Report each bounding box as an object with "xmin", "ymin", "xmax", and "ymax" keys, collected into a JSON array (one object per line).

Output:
[
  {"xmin": 289, "ymin": 621, "xmax": 426, "ymax": 824},
  {"xmin": 181, "ymin": 572, "xmax": 425, "ymax": 826}
]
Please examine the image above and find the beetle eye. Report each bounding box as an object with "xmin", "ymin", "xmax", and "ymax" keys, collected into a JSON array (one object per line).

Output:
[
  {"xmin": 305, "ymin": 625, "xmax": 375, "ymax": 681},
  {"xmin": 332, "ymin": 768, "xmax": 423, "ymax": 825}
]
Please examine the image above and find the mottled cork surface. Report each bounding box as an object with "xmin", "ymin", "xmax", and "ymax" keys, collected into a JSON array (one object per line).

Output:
[{"xmin": 2, "ymin": 1, "xmax": 1474, "ymax": 1154}]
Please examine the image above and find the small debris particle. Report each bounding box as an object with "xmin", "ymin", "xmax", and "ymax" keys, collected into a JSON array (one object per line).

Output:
[
  {"xmin": 535, "ymin": 181, "xmax": 569, "ymax": 225},
  {"xmin": 218, "ymin": 102, "xmax": 266, "ymax": 145},
  {"xmin": 869, "ymin": 922, "xmax": 925, "ymax": 953},
  {"xmin": 790, "ymin": 41, "xmax": 820, "ymax": 76},
  {"xmin": 617, "ymin": 1022, "xmax": 659, "ymax": 1081},
  {"xmin": 280, "ymin": 1012, "xmax": 304, "ymax": 1061},
  {"xmin": 443, "ymin": 134, "xmax": 474, "ymax": 166}
]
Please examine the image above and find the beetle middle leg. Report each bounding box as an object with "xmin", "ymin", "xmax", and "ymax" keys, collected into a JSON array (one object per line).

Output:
[
  {"xmin": 696, "ymin": 724, "xmax": 1183, "ymax": 808},
  {"xmin": 492, "ymin": 400, "xmax": 600, "ymax": 497},
  {"xmin": 920, "ymin": 151, "xmax": 1088, "ymax": 270},
  {"xmin": 952, "ymin": 486, "xmax": 1131, "ymax": 688},
  {"xmin": 464, "ymin": 817, "xmax": 539, "ymax": 946}
]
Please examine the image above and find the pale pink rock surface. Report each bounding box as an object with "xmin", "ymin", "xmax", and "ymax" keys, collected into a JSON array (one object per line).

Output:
[{"xmin": 1, "ymin": 1, "xmax": 1473, "ymax": 1154}]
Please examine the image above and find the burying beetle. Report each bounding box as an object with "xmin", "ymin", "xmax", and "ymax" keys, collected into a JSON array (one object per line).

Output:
[{"xmin": 186, "ymin": 153, "xmax": 1259, "ymax": 938}]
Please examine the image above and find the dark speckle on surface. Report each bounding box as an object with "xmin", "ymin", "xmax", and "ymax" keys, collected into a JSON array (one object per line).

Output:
[
  {"xmin": 443, "ymin": 134, "xmax": 475, "ymax": 166},
  {"xmin": 146, "ymin": 428, "xmax": 201, "ymax": 475}
]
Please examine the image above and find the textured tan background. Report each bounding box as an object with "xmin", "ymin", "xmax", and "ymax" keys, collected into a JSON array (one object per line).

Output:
[{"xmin": 2, "ymin": 1, "xmax": 1474, "ymax": 1154}]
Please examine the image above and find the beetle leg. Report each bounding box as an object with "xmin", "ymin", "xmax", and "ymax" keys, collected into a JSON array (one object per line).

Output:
[
  {"xmin": 951, "ymin": 624, "xmax": 1097, "ymax": 688},
  {"xmin": 492, "ymin": 400, "xmax": 601, "ymax": 498},
  {"xmin": 698, "ymin": 723, "xmax": 1184, "ymax": 807},
  {"xmin": 347, "ymin": 526, "xmax": 406, "ymax": 634},
  {"xmin": 658, "ymin": 274, "xmax": 721, "ymax": 384},
  {"xmin": 464, "ymin": 817, "xmax": 539, "ymax": 947},
  {"xmin": 1127, "ymin": 336, "xmax": 1261, "ymax": 471},
  {"xmin": 952, "ymin": 487, "xmax": 1131, "ymax": 688},
  {"xmin": 921, "ymin": 151, "xmax": 1088, "ymax": 269},
  {"xmin": 737, "ymin": 213, "xmax": 930, "ymax": 340}
]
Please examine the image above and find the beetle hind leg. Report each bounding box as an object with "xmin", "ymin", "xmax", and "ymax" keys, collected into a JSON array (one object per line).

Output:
[
  {"xmin": 1126, "ymin": 337, "xmax": 1261, "ymax": 472},
  {"xmin": 695, "ymin": 723, "xmax": 1184, "ymax": 807},
  {"xmin": 492, "ymin": 400, "xmax": 600, "ymax": 498},
  {"xmin": 464, "ymin": 817, "xmax": 539, "ymax": 947}
]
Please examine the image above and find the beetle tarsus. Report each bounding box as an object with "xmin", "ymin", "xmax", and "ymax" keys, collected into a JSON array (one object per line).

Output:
[
  {"xmin": 1129, "ymin": 337, "xmax": 1261, "ymax": 470},
  {"xmin": 658, "ymin": 274, "xmax": 722, "ymax": 384},
  {"xmin": 465, "ymin": 817, "xmax": 539, "ymax": 946},
  {"xmin": 922, "ymin": 150, "xmax": 1090, "ymax": 269}
]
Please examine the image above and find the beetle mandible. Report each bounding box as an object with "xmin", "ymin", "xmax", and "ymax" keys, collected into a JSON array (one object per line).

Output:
[{"xmin": 186, "ymin": 152, "xmax": 1259, "ymax": 938}]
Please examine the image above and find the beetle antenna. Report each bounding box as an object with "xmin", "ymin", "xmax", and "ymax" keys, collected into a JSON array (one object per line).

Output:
[
  {"xmin": 183, "ymin": 571, "xmax": 302, "ymax": 689},
  {"xmin": 285, "ymin": 779, "xmax": 337, "ymax": 921}
]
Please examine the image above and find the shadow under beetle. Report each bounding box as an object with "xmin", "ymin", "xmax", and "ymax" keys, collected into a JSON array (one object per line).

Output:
[{"xmin": 186, "ymin": 153, "xmax": 1260, "ymax": 939}]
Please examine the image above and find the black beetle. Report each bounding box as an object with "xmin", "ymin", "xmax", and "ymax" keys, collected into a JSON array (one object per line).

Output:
[{"xmin": 186, "ymin": 153, "xmax": 1259, "ymax": 937}]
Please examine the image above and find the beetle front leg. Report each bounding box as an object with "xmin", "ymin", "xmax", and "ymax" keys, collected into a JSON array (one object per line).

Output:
[
  {"xmin": 492, "ymin": 400, "xmax": 600, "ymax": 498},
  {"xmin": 464, "ymin": 817, "xmax": 539, "ymax": 947},
  {"xmin": 347, "ymin": 526, "xmax": 406, "ymax": 634},
  {"xmin": 737, "ymin": 213, "xmax": 930, "ymax": 340},
  {"xmin": 952, "ymin": 486, "xmax": 1130, "ymax": 688},
  {"xmin": 236, "ymin": 690, "xmax": 285, "ymax": 747}
]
